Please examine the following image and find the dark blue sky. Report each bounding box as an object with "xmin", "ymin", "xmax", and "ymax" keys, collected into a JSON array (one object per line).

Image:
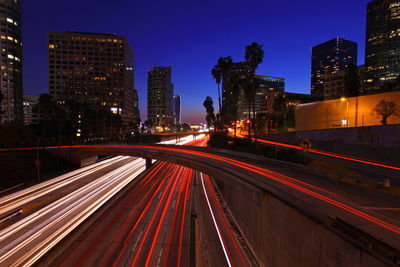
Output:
[{"xmin": 22, "ymin": 0, "xmax": 370, "ymax": 123}]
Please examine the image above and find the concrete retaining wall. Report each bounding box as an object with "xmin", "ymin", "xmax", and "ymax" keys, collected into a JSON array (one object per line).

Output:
[{"xmin": 214, "ymin": 177, "xmax": 388, "ymax": 267}]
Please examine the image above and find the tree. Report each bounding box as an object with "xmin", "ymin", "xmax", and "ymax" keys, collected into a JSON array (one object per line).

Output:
[
  {"xmin": 245, "ymin": 42, "xmax": 264, "ymax": 142},
  {"xmin": 211, "ymin": 66, "xmax": 222, "ymax": 120},
  {"xmin": 344, "ymin": 63, "xmax": 360, "ymax": 97},
  {"xmin": 35, "ymin": 94, "xmax": 56, "ymax": 144},
  {"xmin": 203, "ymin": 96, "xmax": 216, "ymax": 132},
  {"xmin": 373, "ymin": 100, "xmax": 400, "ymax": 125}
]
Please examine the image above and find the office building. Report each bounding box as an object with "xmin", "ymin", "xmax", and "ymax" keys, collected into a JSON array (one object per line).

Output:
[
  {"xmin": 324, "ymin": 65, "xmax": 365, "ymax": 100},
  {"xmin": 222, "ymin": 62, "xmax": 252, "ymax": 123},
  {"xmin": 173, "ymin": 94, "xmax": 181, "ymax": 125},
  {"xmin": 237, "ymin": 75, "xmax": 285, "ymax": 120},
  {"xmin": 365, "ymin": 0, "xmax": 400, "ymax": 93},
  {"xmin": 147, "ymin": 66, "xmax": 174, "ymax": 127},
  {"xmin": 311, "ymin": 37, "xmax": 357, "ymax": 100},
  {"xmin": 23, "ymin": 95, "xmax": 39, "ymax": 125},
  {"xmin": 0, "ymin": 0, "xmax": 23, "ymax": 123},
  {"xmin": 126, "ymin": 88, "xmax": 140, "ymax": 128},
  {"xmin": 47, "ymin": 32, "xmax": 136, "ymax": 130}
]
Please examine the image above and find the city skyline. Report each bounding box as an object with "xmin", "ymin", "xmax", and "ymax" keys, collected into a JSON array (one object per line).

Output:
[{"xmin": 22, "ymin": 0, "xmax": 370, "ymax": 123}]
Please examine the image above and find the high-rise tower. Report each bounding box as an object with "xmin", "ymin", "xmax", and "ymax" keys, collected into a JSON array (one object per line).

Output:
[
  {"xmin": 147, "ymin": 66, "xmax": 174, "ymax": 127},
  {"xmin": 173, "ymin": 94, "xmax": 181, "ymax": 125},
  {"xmin": 0, "ymin": 0, "xmax": 23, "ymax": 123},
  {"xmin": 365, "ymin": 0, "xmax": 400, "ymax": 93},
  {"xmin": 311, "ymin": 37, "xmax": 357, "ymax": 99},
  {"xmin": 47, "ymin": 32, "xmax": 136, "ymax": 128}
]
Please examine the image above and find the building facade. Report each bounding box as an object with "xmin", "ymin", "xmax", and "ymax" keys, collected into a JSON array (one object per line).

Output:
[
  {"xmin": 222, "ymin": 62, "xmax": 252, "ymax": 123},
  {"xmin": 324, "ymin": 65, "xmax": 365, "ymax": 100},
  {"xmin": 237, "ymin": 75, "xmax": 285, "ymax": 120},
  {"xmin": 311, "ymin": 37, "xmax": 357, "ymax": 100},
  {"xmin": 0, "ymin": 0, "xmax": 23, "ymax": 124},
  {"xmin": 295, "ymin": 91, "xmax": 400, "ymax": 131},
  {"xmin": 365, "ymin": 0, "xmax": 400, "ymax": 94},
  {"xmin": 23, "ymin": 95, "xmax": 39, "ymax": 125},
  {"xmin": 147, "ymin": 66, "xmax": 174, "ymax": 127},
  {"xmin": 47, "ymin": 32, "xmax": 136, "ymax": 129},
  {"xmin": 173, "ymin": 94, "xmax": 181, "ymax": 125}
]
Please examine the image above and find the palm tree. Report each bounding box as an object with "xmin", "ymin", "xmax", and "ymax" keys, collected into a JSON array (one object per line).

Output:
[
  {"xmin": 211, "ymin": 66, "xmax": 222, "ymax": 118},
  {"xmin": 203, "ymin": 96, "xmax": 216, "ymax": 133},
  {"xmin": 245, "ymin": 42, "xmax": 264, "ymax": 142}
]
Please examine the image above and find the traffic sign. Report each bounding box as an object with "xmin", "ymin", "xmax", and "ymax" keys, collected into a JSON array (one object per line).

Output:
[{"xmin": 300, "ymin": 138, "xmax": 312, "ymax": 152}]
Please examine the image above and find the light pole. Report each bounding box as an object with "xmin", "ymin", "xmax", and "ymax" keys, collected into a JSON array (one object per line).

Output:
[{"xmin": 340, "ymin": 97, "xmax": 349, "ymax": 127}]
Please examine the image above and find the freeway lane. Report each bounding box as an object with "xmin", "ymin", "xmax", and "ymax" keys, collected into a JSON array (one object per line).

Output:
[
  {"xmin": 0, "ymin": 158, "xmax": 146, "ymax": 266},
  {"xmin": 235, "ymin": 133, "xmax": 400, "ymax": 172},
  {"xmin": 38, "ymin": 163, "xmax": 190, "ymax": 266},
  {"xmin": 0, "ymin": 134, "xmax": 202, "ymax": 227},
  {"xmin": 0, "ymin": 156, "xmax": 133, "ymax": 222}
]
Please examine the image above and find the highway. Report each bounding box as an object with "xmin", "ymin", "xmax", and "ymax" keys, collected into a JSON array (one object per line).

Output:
[
  {"xmin": 235, "ymin": 132, "xmax": 400, "ymax": 171},
  {"xmin": 38, "ymin": 135, "xmax": 252, "ymax": 266},
  {"xmin": 0, "ymin": 157, "xmax": 146, "ymax": 266},
  {"xmin": 0, "ymin": 156, "xmax": 134, "ymax": 221},
  {"xmin": 0, "ymin": 134, "xmax": 205, "ymax": 266},
  {"xmin": 1, "ymin": 133, "xmax": 399, "ymax": 265}
]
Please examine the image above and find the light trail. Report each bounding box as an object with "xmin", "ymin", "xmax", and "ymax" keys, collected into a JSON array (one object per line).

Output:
[
  {"xmin": 0, "ymin": 156, "xmax": 130, "ymax": 216},
  {"xmin": 108, "ymin": 165, "xmax": 183, "ymax": 266},
  {"xmin": 234, "ymin": 133, "xmax": 400, "ymax": 171},
  {"xmin": 130, "ymin": 165, "xmax": 183, "ymax": 267},
  {"xmin": 117, "ymin": 145, "xmax": 400, "ymax": 235},
  {"xmin": 177, "ymin": 169, "xmax": 192, "ymax": 267},
  {"xmin": 162, "ymin": 166, "xmax": 188, "ymax": 267},
  {"xmin": 204, "ymin": 174, "xmax": 248, "ymax": 266},
  {"xmin": 253, "ymin": 135, "xmax": 400, "ymax": 171},
  {"xmin": 0, "ymin": 158, "xmax": 146, "ymax": 266},
  {"xmin": 143, "ymin": 167, "xmax": 188, "ymax": 267},
  {"xmin": 70, "ymin": 161, "xmax": 168, "ymax": 266},
  {"xmin": 200, "ymin": 172, "xmax": 232, "ymax": 267}
]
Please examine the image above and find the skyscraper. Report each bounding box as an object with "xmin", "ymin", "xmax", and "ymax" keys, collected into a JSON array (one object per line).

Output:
[
  {"xmin": 311, "ymin": 37, "xmax": 357, "ymax": 99},
  {"xmin": 47, "ymin": 32, "xmax": 136, "ymax": 128},
  {"xmin": 222, "ymin": 62, "xmax": 251, "ymax": 123},
  {"xmin": 173, "ymin": 94, "xmax": 181, "ymax": 125},
  {"xmin": 365, "ymin": 0, "xmax": 400, "ymax": 94},
  {"xmin": 237, "ymin": 75, "xmax": 285, "ymax": 120},
  {"xmin": 147, "ymin": 66, "xmax": 174, "ymax": 127},
  {"xmin": 0, "ymin": 0, "xmax": 23, "ymax": 123}
]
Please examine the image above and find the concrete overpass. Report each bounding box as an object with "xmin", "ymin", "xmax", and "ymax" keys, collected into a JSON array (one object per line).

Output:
[{"xmin": 2, "ymin": 144, "xmax": 400, "ymax": 266}]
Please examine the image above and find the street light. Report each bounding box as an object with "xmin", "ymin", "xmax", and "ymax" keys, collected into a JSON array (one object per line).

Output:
[{"xmin": 341, "ymin": 97, "xmax": 349, "ymax": 127}]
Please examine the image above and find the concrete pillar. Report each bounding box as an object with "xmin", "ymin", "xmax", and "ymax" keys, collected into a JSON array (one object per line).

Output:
[{"xmin": 145, "ymin": 158, "xmax": 152, "ymax": 169}]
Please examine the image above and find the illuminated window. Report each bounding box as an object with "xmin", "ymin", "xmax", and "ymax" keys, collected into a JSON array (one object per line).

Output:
[
  {"xmin": 6, "ymin": 18, "xmax": 14, "ymax": 24},
  {"xmin": 7, "ymin": 54, "xmax": 14, "ymax": 60},
  {"xmin": 49, "ymin": 44, "xmax": 55, "ymax": 49}
]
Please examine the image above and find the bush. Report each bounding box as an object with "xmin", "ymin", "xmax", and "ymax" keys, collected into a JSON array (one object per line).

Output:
[{"xmin": 208, "ymin": 131, "xmax": 230, "ymax": 148}]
